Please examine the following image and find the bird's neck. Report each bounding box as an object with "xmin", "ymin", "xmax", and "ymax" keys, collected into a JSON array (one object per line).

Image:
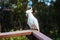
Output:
[{"xmin": 28, "ymin": 13, "xmax": 34, "ymax": 18}]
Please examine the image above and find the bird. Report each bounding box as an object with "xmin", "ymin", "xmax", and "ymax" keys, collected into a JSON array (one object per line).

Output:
[{"xmin": 26, "ymin": 8, "xmax": 40, "ymax": 31}]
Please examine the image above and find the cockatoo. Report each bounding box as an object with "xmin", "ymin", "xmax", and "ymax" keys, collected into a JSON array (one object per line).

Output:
[{"xmin": 26, "ymin": 8, "xmax": 40, "ymax": 31}]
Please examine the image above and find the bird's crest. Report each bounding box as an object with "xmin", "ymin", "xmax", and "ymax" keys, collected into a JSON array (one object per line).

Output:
[{"xmin": 26, "ymin": 8, "xmax": 33, "ymax": 13}]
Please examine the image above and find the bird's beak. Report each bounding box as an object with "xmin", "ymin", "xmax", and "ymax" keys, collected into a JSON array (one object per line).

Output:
[{"xmin": 30, "ymin": 8, "xmax": 33, "ymax": 12}]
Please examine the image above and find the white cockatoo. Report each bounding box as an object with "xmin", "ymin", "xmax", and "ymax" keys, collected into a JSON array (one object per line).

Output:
[{"xmin": 26, "ymin": 8, "xmax": 40, "ymax": 31}]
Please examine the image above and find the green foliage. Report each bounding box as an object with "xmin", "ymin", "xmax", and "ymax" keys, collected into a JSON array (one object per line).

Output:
[
  {"xmin": 0, "ymin": 36, "xmax": 29, "ymax": 40},
  {"xmin": 0, "ymin": 0, "xmax": 59, "ymax": 40},
  {"xmin": 32, "ymin": 0, "xmax": 59, "ymax": 40}
]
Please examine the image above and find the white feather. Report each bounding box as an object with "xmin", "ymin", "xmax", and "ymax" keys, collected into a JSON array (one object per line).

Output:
[{"xmin": 26, "ymin": 9, "xmax": 40, "ymax": 31}]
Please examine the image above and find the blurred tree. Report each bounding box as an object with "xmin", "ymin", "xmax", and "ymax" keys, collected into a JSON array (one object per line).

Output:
[
  {"xmin": 1, "ymin": 0, "xmax": 28, "ymax": 32},
  {"xmin": 0, "ymin": 0, "xmax": 60, "ymax": 40},
  {"xmin": 32, "ymin": 0, "xmax": 59, "ymax": 40}
]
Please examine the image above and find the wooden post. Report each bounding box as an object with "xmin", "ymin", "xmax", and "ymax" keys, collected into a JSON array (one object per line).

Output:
[
  {"xmin": 0, "ymin": 30, "xmax": 32, "ymax": 38},
  {"xmin": 0, "ymin": 30, "xmax": 52, "ymax": 40},
  {"xmin": 26, "ymin": 35, "xmax": 33, "ymax": 40},
  {"xmin": 32, "ymin": 31, "xmax": 52, "ymax": 40}
]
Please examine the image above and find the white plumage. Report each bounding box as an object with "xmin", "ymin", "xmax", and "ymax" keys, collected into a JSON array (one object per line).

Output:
[{"xmin": 26, "ymin": 8, "xmax": 40, "ymax": 31}]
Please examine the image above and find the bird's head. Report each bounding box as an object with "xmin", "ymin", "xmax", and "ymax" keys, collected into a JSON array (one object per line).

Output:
[{"xmin": 26, "ymin": 8, "xmax": 33, "ymax": 17}]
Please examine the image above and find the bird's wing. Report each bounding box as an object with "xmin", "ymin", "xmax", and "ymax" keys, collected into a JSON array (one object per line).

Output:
[
  {"xmin": 33, "ymin": 17, "xmax": 39, "ymax": 31},
  {"xmin": 27, "ymin": 17, "xmax": 35, "ymax": 28},
  {"xmin": 27, "ymin": 18, "xmax": 32, "ymax": 28}
]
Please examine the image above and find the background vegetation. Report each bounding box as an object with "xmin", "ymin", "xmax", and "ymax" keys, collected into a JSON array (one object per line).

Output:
[{"xmin": 0, "ymin": 0, "xmax": 60, "ymax": 40}]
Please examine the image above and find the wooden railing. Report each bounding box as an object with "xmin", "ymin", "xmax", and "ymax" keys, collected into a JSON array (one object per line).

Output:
[{"xmin": 0, "ymin": 30, "xmax": 52, "ymax": 40}]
